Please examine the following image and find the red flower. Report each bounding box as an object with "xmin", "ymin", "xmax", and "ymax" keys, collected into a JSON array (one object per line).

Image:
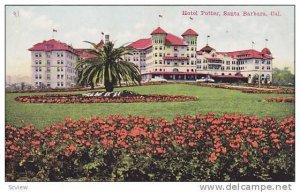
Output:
[
  {"xmin": 251, "ymin": 141, "xmax": 258, "ymax": 148},
  {"xmin": 32, "ymin": 140, "xmax": 40, "ymax": 145},
  {"xmin": 75, "ymin": 130, "xmax": 84, "ymax": 136},
  {"xmin": 68, "ymin": 144, "xmax": 77, "ymax": 152}
]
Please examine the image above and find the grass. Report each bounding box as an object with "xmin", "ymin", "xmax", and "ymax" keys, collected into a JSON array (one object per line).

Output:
[{"xmin": 5, "ymin": 84, "xmax": 295, "ymax": 129}]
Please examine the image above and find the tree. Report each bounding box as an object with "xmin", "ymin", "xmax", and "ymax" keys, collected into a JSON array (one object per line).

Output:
[
  {"xmin": 76, "ymin": 41, "xmax": 141, "ymax": 91},
  {"xmin": 272, "ymin": 67, "xmax": 295, "ymax": 85}
]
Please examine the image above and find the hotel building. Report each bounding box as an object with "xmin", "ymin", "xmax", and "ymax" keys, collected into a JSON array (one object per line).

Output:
[
  {"xmin": 127, "ymin": 27, "xmax": 273, "ymax": 83},
  {"xmin": 29, "ymin": 27, "xmax": 273, "ymax": 88}
]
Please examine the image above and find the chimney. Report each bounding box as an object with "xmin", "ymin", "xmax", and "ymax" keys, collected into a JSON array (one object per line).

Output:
[{"xmin": 105, "ymin": 35, "xmax": 109, "ymax": 43}]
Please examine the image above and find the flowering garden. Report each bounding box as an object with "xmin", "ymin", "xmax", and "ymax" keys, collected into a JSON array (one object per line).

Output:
[
  {"xmin": 5, "ymin": 84, "xmax": 295, "ymax": 181},
  {"xmin": 14, "ymin": 91, "xmax": 198, "ymax": 104},
  {"xmin": 6, "ymin": 113, "xmax": 294, "ymax": 181}
]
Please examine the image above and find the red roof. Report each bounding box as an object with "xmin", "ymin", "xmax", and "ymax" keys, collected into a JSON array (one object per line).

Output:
[
  {"xmin": 150, "ymin": 27, "xmax": 168, "ymax": 35},
  {"xmin": 200, "ymin": 45, "xmax": 215, "ymax": 53},
  {"xmin": 163, "ymin": 56, "xmax": 189, "ymax": 60},
  {"xmin": 182, "ymin": 28, "xmax": 199, "ymax": 36},
  {"xmin": 129, "ymin": 38, "xmax": 152, "ymax": 50},
  {"xmin": 196, "ymin": 51, "xmax": 203, "ymax": 55},
  {"xmin": 75, "ymin": 49, "xmax": 97, "ymax": 59},
  {"xmin": 28, "ymin": 39, "xmax": 77, "ymax": 54},
  {"xmin": 165, "ymin": 33, "xmax": 187, "ymax": 46},
  {"xmin": 219, "ymin": 49, "xmax": 273, "ymax": 60},
  {"xmin": 97, "ymin": 40, "xmax": 104, "ymax": 48},
  {"xmin": 261, "ymin": 48, "xmax": 271, "ymax": 55}
]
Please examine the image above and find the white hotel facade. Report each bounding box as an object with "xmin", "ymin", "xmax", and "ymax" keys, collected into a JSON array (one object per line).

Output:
[
  {"xmin": 29, "ymin": 27, "xmax": 273, "ymax": 88},
  {"xmin": 127, "ymin": 27, "xmax": 273, "ymax": 83}
]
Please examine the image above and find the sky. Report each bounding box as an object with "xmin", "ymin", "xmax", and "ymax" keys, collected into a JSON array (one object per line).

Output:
[{"xmin": 5, "ymin": 5, "xmax": 295, "ymax": 79}]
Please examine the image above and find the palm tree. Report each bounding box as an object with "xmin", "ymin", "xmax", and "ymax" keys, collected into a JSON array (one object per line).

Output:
[{"xmin": 76, "ymin": 41, "xmax": 141, "ymax": 92}]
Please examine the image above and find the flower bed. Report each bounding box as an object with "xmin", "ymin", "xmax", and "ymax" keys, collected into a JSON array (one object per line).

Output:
[
  {"xmin": 5, "ymin": 113, "xmax": 294, "ymax": 181},
  {"xmin": 260, "ymin": 97, "xmax": 295, "ymax": 103},
  {"xmin": 196, "ymin": 83, "xmax": 295, "ymax": 94},
  {"xmin": 242, "ymin": 89, "xmax": 295, "ymax": 94},
  {"xmin": 14, "ymin": 91, "xmax": 198, "ymax": 103}
]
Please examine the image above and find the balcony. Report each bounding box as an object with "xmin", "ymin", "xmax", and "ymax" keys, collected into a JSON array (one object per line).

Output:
[{"xmin": 163, "ymin": 56, "xmax": 190, "ymax": 61}]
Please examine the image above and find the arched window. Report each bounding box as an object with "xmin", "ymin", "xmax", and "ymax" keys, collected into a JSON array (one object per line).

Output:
[{"xmin": 173, "ymin": 68, "xmax": 179, "ymax": 72}]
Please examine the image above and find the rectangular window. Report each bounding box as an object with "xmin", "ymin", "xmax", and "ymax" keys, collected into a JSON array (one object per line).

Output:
[
  {"xmin": 39, "ymin": 67, "xmax": 42, "ymax": 72},
  {"xmin": 57, "ymin": 60, "xmax": 60, "ymax": 64},
  {"xmin": 61, "ymin": 82, "xmax": 64, "ymax": 86},
  {"xmin": 57, "ymin": 67, "xmax": 60, "ymax": 72},
  {"xmin": 57, "ymin": 82, "xmax": 60, "ymax": 86},
  {"xmin": 47, "ymin": 74, "xmax": 51, "ymax": 80},
  {"xmin": 39, "ymin": 60, "xmax": 42, "ymax": 64},
  {"xmin": 39, "ymin": 74, "xmax": 42, "ymax": 79},
  {"xmin": 57, "ymin": 75, "xmax": 60, "ymax": 79}
]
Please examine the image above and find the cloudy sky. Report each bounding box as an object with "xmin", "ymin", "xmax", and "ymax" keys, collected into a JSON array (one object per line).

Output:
[{"xmin": 5, "ymin": 5, "xmax": 294, "ymax": 78}]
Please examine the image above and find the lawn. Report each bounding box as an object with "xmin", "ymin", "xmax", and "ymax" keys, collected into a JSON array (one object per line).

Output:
[{"xmin": 5, "ymin": 84, "xmax": 295, "ymax": 129}]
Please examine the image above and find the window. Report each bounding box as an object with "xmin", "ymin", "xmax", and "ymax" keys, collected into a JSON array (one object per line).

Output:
[
  {"xmin": 35, "ymin": 75, "xmax": 38, "ymax": 79},
  {"xmin": 57, "ymin": 60, "xmax": 60, "ymax": 64},
  {"xmin": 159, "ymin": 46, "xmax": 162, "ymax": 50},
  {"xmin": 255, "ymin": 66, "xmax": 259, "ymax": 70},
  {"xmin": 35, "ymin": 67, "xmax": 39, "ymax": 72},
  {"xmin": 187, "ymin": 69, "xmax": 189, "ymax": 72},
  {"xmin": 39, "ymin": 60, "xmax": 42, "ymax": 64},
  {"xmin": 181, "ymin": 61, "xmax": 184, "ymax": 65},
  {"xmin": 57, "ymin": 67, "xmax": 60, "ymax": 72},
  {"xmin": 191, "ymin": 47, "xmax": 194, "ymax": 51},
  {"xmin": 187, "ymin": 54, "xmax": 189, "ymax": 58},
  {"xmin": 167, "ymin": 61, "xmax": 170, "ymax": 65},
  {"xmin": 39, "ymin": 67, "xmax": 42, "ymax": 72},
  {"xmin": 61, "ymin": 53, "xmax": 63, "ymax": 57},
  {"xmin": 159, "ymin": 60, "xmax": 162, "ymax": 64},
  {"xmin": 35, "ymin": 60, "xmax": 38, "ymax": 65},
  {"xmin": 61, "ymin": 82, "xmax": 64, "ymax": 86},
  {"xmin": 47, "ymin": 83, "xmax": 51, "ymax": 87},
  {"xmin": 191, "ymin": 69, "xmax": 194, "ymax": 72},
  {"xmin": 155, "ymin": 53, "xmax": 157, "ymax": 57},
  {"xmin": 155, "ymin": 60, "xmax": 157, "ymax": 64},
  {"xmin": 159, "ymin": 53, "xmax": 162, "ymax": 57},
  {"xmin": 191, "ymin": 54, "xmax": 194, "ymax": 58},
  {"xmin": 57, "ymin": 82, "xmax": 60, "ymax": 86},
  {"xmin": 47, "ymin": 74, "xmax": 51, "ymax": 80},
  {"xmin": 191, "ymin": 61, "xmax": 194, "ymax": 65},
  {"xmin": 39, "ymin": 74, "xmax": 42, "ymax": 79},
  {"xmin": 57, "ymin": 75, "xmax": 60, "ymax": 79},
  {"xmin": 61, "ymin": 60, "xmax": 64, "ymax": 64}
]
